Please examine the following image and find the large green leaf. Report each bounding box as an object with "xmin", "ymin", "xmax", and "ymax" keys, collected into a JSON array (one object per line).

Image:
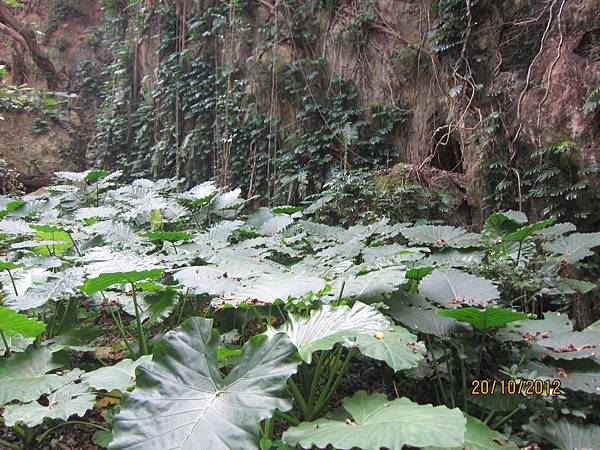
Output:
[
  {"xmin": 527, "ymin": 418, "xmax": 600, "ymax": 449},
  {"xmin": 0, "ymin": 261, "xmax": 22, "ymax": 271},
  {"xmin": 109, "ymin": 317, "xmax": 300, "ymax": 450},
  {"xmin": 428, "ymin": 415, "xmax": 518, "ymax": 450},
  {"xmin": 282, "ymin": 391, "xmax": 466, "ymax": 449},
  {"xmin": 483, "ymin": 211, "xmax": 526, "ymax": 240},
  {"xmin": 30, "ymin": 225, "xmax": 73, "ymax": 255},
  {"xmin": 534, "ymin": 222, "xmax": 576, "ymax": 239},
  {"xmin": 419, "ymin": 269, "xmax": 500, "ymax": 308},
  {"xmin": 353, "ymin": 325, "xmax": 425, "ymax": 371},
  {"xmin": 362, "ymin": 244, "xmax": 426, "ymax": 268},
  {"xmin": 543, "ymin": 232, "xmax": 600, "ymax": 263},
  {"xmin": 528, "ymin": 360, "xmax": 600, "ymax": 395},
  {"xmin": 142, "ymin": 231, "xmax": 192, "ymax": 242},
  {"xmin": 0, "ymin": 334, "xmax": 35, "ymax": 356},
  {"xmin": 503, "ymin": 218, "xmax": 554, "ymax": 242},
  {"xmin": 5, "ymin": 267, "xmax": 85, "ymax": 310},
  {"xmin": 82, "ymin": 269, "xmax": 165, "ymax": 295},
  {"xmin": 82, "ymin": 356, "xmax": 151, "ymax": 392},
  {"xmin": 438, "ymin": 307, "xmax": 527, "ymax": 331},
  {"xmin": 3, "ymin": 382, "xmax": 96, "ymax": 427},
  {"xmin": 422, "ymin": 249, "xmax": 484, "ymax": 268},
  {"xmin": 0, "ymin": 219, "xmax": 34, "ymax": 235},
  {"xmin": 467, "ymin": 389, "xmax": 523, "ymax": 413},
  {"xmin": 221, "ymin": 273, "xmax": 325, "ymax": 306},
  {"xmin": 387, "ymin": 303, "xmax": 461, "ymax": 337},
  {"xmin": 0, "ymin": 348, "xmax": 73, "ymax": 405},
  {"xmin": 496, "ymin": 312, "xmax": 573, "ymax": 342},
  {"xmin": 528, "ymin": 331, "xmax": 600, "ymax": 361},
  {"xmin": 173, "ymin": 266, "xmax": 241, "ymax": 296},
  {"xmin": 401, "ymin": 225, "xmax": 480, "ymax": 248},
  {"xmin": 0, "ymin": 306, "xmax": 46, "ymax": 337},
  {"xmin": 330, "ymin": 267, "xmax": 407, "ymax": 304},
  {"xmin": 266, "ymin": 302, "xmax": 389, "ymax": 363}
]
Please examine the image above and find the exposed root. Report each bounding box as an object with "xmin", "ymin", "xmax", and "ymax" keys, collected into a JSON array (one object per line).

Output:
[{"xmin": 513, "ymin": 0, "xmax": 557, "ymax": 146}]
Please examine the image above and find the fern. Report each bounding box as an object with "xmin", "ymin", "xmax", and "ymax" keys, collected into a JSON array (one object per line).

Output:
[{"xmin": 582, "ymin": 86, "xmax": 600, "ymax": 116}]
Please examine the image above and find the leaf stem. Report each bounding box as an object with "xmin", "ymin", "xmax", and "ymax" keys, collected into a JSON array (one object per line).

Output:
[
  {"xmin": 130, "ymin": 283, "xmax": 148, "ymax": 356},
  {"xmin": 311, "ymin": 347, "xmax": 357, "ymax": 419},
  {"xmin": 458, "ymin": 343, "xmax": 468, "ymax": 414},
  {"xmin": 66, "ymin": 231, "xmax": 82, "ymax": 257},
  {"xmin": 105, "ymin": 297, "xmax": 135, "ymax": 359},
  {"xmin": 491, "ymin": 405, "xmax": 521, "ymax": 430},
  {"xmin": 427, "ymin": 335, "xmax": 448, "ymax": 406},
  {"xmin": 477, "ymin": 330, "xmax": 487, "ymax": 377},
  {"xmin": 274, "ymin": 409, "xmax": 300, "ymax": 426},
  {"xmin": 0, "ymin": 437, "xmax": 20, "ymax": 450},
  {"xmin": 6, "ymin": 269, "xmax": 18, "ymax": 296},
  {"xmin": 287, "ymin": 378, "xmax": 309, "ymax": 419},
  {"xmin": 0, "ymin": 330, "xmax": 11, "ymax": 357},
  {"xmin": 443, "ymin": 343, "xmax": 456, "ymax": 409},
  {"xmin": 307, "ymin": 350, "xmax": 328, "ymax": 409}
]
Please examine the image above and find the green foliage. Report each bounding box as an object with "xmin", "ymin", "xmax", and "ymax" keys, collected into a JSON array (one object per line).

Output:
[
  {"xmin": 0, "ymin": 170, "xmax": 598, "ymax": 447},
  {"xmin": 110, "ymin": 317, "xmax": 300, "ymax": 450},
  {"xmin": 82, "ymin": 269, "xmax": 165, "ymax": 295},
  {"xmin": 429, "ymin": 0, "xmax": 479, "ymax": 54},
  {"xmin": 283, "ymin": 391, "xmax": 466, "ymax": 449},
  {"xmin": 438, "ymin": 307, "xmax": 527, "ymax": 330},
  {"xmin": 92, "ymin": 1, "xmax": 407, "ymax": 201},
  {"xmin": 523, "ymin": 141, "xmax": 600, "ymax": 221},
  {"xmin": 582, "ymin": 86, "xmax": 600, "ymax": 116},
  {"xmin": 304, "ymin": 169, "xmax": 450, "ymax": 226},
  {"xmin": 482, "ymin": 141, "xmax": 599, "ymax": 225},
  {"xmin": 0, "ymin": 306, "xmax": 46, "ymax": 338},
  {"xmin": 0, "ymin": 85, "xmax": 71, "ymax": 118}
]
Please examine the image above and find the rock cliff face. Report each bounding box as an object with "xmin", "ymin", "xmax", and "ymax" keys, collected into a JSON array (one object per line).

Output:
[
  {"xmin": 1, "ymin": 0, "xmax": 598, "ymax": 223},
  {"xmin": 0, "ymin": 0, "xmax": 102, "ymax": 190}
]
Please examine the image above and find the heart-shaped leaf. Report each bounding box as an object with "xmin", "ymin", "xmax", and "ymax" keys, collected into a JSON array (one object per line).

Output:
[
  {"xmin": 282, "ymin": 391, "xmax": 466, "ymax": 449},
  {"xmin": 438, "ymin": 307, "xmax": 527, "ymax": 330},
  {"xmin": 109, "ymin": 317, "xmax": 300, "ymax": 450},
  {"xmin": 3, "ymin": 382, "xmax": 95, "ymax": 427},
  {"xmin": 0, "ymin": 306, "xmax": 46, "ymax": 337},
  {"xmin": 420, "ymin": 269, "xmax": 500, "ymax": 308},
  {"xmin": 0, "ymin": 348, "xmax": 72, "ymax": 405},
  {"xmin": 82, "ymin": 356, "xmax": 151, "ymax": 392},
  {"xmin": 83, "ymin": 269, "xmax": 165, "ymax": 295}
]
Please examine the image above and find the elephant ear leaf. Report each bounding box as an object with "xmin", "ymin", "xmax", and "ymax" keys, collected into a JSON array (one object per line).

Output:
[
  {"xmin": 82, "ymin": 356, "xmax": 151, "ymax": 392},
  {"xmin": 109, "ymin": 317, "xmax": 300, "ymax": 450},
  {"xmin": 438, "ymin": 307, "xmax": 527, "ymax": 331},
  {"xmin": 282, "ymin": 391, "xmax": 466, "ymax": 449},
  {"xmin": 0, "ymin": 305, "xmax": 46, "ymax": 337},
  {"xmin": 420, "ymin": 269, "xmax": 500, "ymax": 308},
  {"xmin": 483, "ymin": 211, "xmax": 527, "ymax": 240},
  {"xmin": 0, "ymin": 348, "xmax": 71, "ymax": 405},
  {"xmin": 427, "ymin": 415, "xmax": 518, "ymax": 450},
  {"xmin": 266, "ymin": 302, "xmax": 389, "ymax": 363},
  {"xmin": 3, "ymin": 382, "xmax": 95, "ymax": 427},
  {"xmin": 401, "ymin": 225, "xmax": 480, "ymax": 248},
  {"xmin": 526, "ymin": 418, "xmax": 600, "ymax": 450},
  {"xmin": 82, "ymin": 269, "xmax": 165, "ymax": 295},
  {"xmin": 543, "ymin": 232, "xmax": 600, "ymax": 263}
]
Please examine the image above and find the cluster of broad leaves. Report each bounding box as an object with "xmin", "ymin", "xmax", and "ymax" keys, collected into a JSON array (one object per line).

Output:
[{"xmin": 0, "ymin": 170, "xmax": 599, "ymax": 449}]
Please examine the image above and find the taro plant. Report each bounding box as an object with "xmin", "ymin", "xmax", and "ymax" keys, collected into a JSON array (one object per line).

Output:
[
  {"xmin": 82, "ymin": 269, "xmax": 165, "ymax": 357},
  {"xmin": 0, "ymin": 173, "xmax": 598, "ymax": 449}
]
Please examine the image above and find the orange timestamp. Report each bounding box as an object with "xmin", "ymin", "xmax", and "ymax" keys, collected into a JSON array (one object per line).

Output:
[{"xmin": 470, "ymin": 379, "xmax": 562, "ymax": 396}]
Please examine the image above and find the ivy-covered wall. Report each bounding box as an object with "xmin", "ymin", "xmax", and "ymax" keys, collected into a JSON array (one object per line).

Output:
[
  {"xmin": 1, "ymin": 0, "xmax": 598, "ymax": 227},
  {"xmin": 87, "ymin": 0, "xmax": 599, "ymax": 227}
]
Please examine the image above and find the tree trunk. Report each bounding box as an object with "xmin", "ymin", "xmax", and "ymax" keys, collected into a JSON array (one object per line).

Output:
[{"xmin": 0, "ymin": 3, "xmax": 59, "ymax": 89}]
